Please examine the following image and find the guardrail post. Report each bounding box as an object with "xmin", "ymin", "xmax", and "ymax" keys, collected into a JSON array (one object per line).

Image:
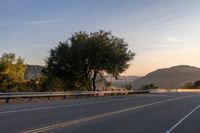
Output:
[
  {"xmin": 29, "ymin": 97, "xmax": 32, "ymax": 102},
  {"xmin": 48, "ymin": 96, "xmax": 51, "ymax": 100},
  {"xmin": 5, "ymin": 98, "xmax": 9, "ymax": 104}
]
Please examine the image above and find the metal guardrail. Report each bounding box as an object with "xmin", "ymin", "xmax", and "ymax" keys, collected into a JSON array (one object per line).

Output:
[{"xmin": 0, "ymin": 90, "xmax": 149, "ymax": 104}]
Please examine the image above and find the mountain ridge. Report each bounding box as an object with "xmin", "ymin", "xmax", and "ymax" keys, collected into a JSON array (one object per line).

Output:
[
  {"xmin": 24, "ymin": 65, "xmax": 43, "ymax": 80},
  {"xmin": 132, "ymin": 65, "xmax": 200, "ymax": 89}
]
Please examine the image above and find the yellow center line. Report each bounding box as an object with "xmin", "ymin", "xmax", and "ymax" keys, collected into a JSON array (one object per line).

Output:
[{"xmin": 22, "ymin": 94, "xmax": 200, "ymax": 133}]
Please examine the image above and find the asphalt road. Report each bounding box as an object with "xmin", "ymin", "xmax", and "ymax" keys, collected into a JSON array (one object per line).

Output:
[{"xmin": 0, "ymin": 92, "xmax": 200, "ymax": 133}]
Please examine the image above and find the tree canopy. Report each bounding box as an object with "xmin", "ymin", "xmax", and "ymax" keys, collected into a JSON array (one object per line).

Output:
[
  {"xmin": 0, "ymin": 53, "xmax": 27, "ymax": 92},
  {"xmin": 44, "ymin": 30, "xmax": 135, "ymax": 91}
]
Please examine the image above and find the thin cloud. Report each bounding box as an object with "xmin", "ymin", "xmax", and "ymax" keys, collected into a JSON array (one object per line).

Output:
[
  {"xmin": 146, "ymin": 14, "xmax": 185, "ymax": 32},
  {"xmin": 164, "ymin": 37, "xmax": 182, "ymax": 43},
  {"xmin": 26, "ymin": 19, "xmax": 66, "ymax": 26},
  {"xmin": 0, "ymin": 18, "xmax": 66, "ymax": 26}
]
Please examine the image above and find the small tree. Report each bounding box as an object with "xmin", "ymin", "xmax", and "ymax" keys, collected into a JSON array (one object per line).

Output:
[
  {"xmin": 44, "ymin": 30, "xmax": 135, "ymax": 91},
  {"xmin": 0, "ymin": 53, "xmax": 26, "ymax": 92}
]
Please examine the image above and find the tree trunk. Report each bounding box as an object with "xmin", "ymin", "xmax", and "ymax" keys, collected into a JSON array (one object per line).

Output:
[
  {"xmin": 84, "ymin": 70, "xmax": 92, "ymax": 91},
  {"xmin": 92, "ymin": 72, "xmax": 97, "ymax": 91}
]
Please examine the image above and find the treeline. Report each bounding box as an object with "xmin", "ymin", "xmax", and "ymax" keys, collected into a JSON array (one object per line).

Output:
[
  {"xmin": 182, "ymin": 80, "xmax": 200, "ymax": 89},
  {"xmin": 139, "ymin": 81, "xmax": 200, "ymax": 90},
  {"xmin": 0, "ymin": 30, "xmax": 135, "ymax": 92},
  {"xmin": 0, "ymin": 53, "xmax": 63, "ymax": 92}
]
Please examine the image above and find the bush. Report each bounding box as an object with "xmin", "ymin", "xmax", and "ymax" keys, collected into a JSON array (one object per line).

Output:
[
  {"xmin": 0, "ymin": 88, "xmax": 7, "ymax": 92},
  {"xmin": 39, "ymin": 76, "xmax": 65, "ymax": 91},
  {"xmin": 141, "ymin": 84, "xmax": 158, "ymax": 90}
]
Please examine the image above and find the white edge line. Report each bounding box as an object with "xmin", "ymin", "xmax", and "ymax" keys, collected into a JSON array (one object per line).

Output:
[{"xmin": 166, "ymin": 104, "xmax": 200, "ymax": 133}]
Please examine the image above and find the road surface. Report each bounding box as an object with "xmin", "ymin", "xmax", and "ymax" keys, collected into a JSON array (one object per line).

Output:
[{"xmin": 0, "ymin": 92, "xmax": 200, "ymax": 133}]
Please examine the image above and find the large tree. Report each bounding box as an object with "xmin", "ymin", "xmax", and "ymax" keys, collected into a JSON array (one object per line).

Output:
[{"xmin": 44, "ymin": 30, "xmax": 135, "ymax": 91}]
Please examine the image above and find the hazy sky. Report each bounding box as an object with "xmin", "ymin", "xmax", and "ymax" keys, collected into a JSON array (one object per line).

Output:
[{"xmin": 1, "ymin": 0, "xmax": 200, "ymax": 76}]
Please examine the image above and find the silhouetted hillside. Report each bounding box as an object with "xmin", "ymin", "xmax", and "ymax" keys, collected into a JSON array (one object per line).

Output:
[
  {"xmin": 24, "ymin": 65, "xmax": 43, "ymax": 80},
  {"xmin": 132, "ymin": 65, "xmax": 200, "ymax": 89}
]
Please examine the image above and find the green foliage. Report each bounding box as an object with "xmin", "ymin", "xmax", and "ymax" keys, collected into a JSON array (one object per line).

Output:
[
  {"xmin": 141, "ymin": 84, "xmax": 158, "ymax": 90},
  {"xmin": 44, "ymin": 30, "xmax": 135, "ymax": 91},
  {"xmin": 0, "ymin": 53, "xmax": 27, "ymax": 92},
  {"xmin": 35, "ymin": 76, "xmax": 64, "ymax": 92},
  {"xmin": 0, "ymin": 30, "xmax": 135, "ymax": 92}
]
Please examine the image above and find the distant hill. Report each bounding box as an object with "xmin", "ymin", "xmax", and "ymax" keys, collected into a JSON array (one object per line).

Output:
[
  {"xmin": 106, "ymin": 76, "xmax": 140, "ymax": 87},
  {"xmin": 24, "ymin": 65, "xmax": 43, "ymax": 80},
  {"xmin": 132, "ymin": 65, "xmax": 200, "ymax": 89}
]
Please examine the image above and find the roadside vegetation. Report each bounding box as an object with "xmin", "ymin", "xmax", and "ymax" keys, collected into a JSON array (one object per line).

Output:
[
  {"xmin": 0, "ymin": 53, "xmax": 30, "ymax": 92},
  {"xmin": 141, "ymin": 84, "xmax": 158, "ymax": 90},
  {"xmin": 181, "ymin": 80, "xmax": 200, "ymax": 89},
  {"xmin": 0, "ymin": 30, "xmax": 135, "ymax": 92}
]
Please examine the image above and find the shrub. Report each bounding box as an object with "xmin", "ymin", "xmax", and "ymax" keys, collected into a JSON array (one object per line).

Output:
[
  {"xmin": 141, "ymin": 84, "xmax": 158, "ymax": 90},
  {"xmin": 181, "ymin": 82, "xmax": 194, "ymax": 89}
]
